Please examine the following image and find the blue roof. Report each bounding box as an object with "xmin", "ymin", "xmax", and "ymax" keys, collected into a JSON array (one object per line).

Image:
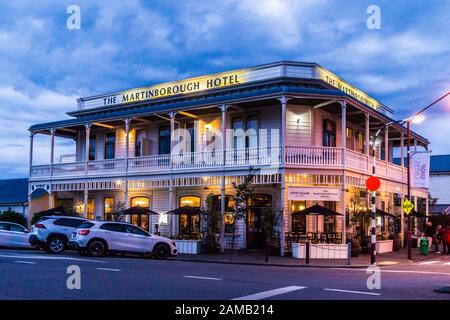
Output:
[
  {"xmin": 394, "ymin": 154, "xmax": 450, "ymax": 173},
  {"xmin": 0, "ymin": 178, "xmax": 29, "ymax": 204}
]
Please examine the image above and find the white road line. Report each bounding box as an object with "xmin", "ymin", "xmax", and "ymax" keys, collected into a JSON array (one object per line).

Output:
[
  {"xmin": 13, "ymin": 261, "xmax": 36, "ymax": 265},
  {"xmin": 419, "ymin": 261, "xmax": 440, "ymax": 265},
  {"xmin": 0, "ymin": 254, "xmax": 105, "ymax": 263},
  {"xmin": 96, "ymin": 268, "xmax": 121, "ymax": 272},
  {"xmin": 232, "ymin": 286, "xmax": 306, "ymax": 300},
  {"xmin": 324, "ymin": 288, "xmax": 380, "ymax": 296},
  {"xmin": 443, "ymin": 262, "xmax": 450, "ymax": 266},
  {"xmin": 183, "ymin": 275, "xmax": 222, "ymax": 281}
]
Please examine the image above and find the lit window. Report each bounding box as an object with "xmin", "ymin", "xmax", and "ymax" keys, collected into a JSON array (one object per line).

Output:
[
  {"xmin": 179, "ymin": 196, "xmax": 201, "ymax": 207},
  {"xmin": 346, "ymin": 127, "xmax": 353, "ymax": 139},
  {"xmin": 131, "ymin": 197, "xmax": 150, "ymax": 208}
]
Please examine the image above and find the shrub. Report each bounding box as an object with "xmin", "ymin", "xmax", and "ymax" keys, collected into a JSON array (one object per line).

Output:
[{"xmin": 0, "ymin": 209, "xmax": 27, "ymax": 227}]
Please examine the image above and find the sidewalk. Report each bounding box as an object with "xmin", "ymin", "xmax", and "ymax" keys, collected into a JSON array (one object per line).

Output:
[{"xmin": 170, "ymin": 248, "xmax": 443, "ymax": 268}]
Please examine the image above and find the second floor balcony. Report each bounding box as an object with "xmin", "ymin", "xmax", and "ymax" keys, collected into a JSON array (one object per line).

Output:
[{"xmin": 30, "ymin": 145, "xmax": 407, "ymax": 183}]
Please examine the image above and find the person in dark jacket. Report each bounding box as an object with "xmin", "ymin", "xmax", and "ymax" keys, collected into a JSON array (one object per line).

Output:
[
  {"xmin": 440, "ymin": 226, "xmax": 449, "ymax": 255},
  {"xmin": 425, "ymin": 222, "xmax": 434, "ymax": 250}
]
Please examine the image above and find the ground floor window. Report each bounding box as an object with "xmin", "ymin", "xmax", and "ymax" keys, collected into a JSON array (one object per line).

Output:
[
  {"xmin": 104, "ymin": 197, "xmax": 114, "ymax": 220},
  {"xmin": 211, "ymin": 195, "xmax": 235, "ymax": 234},
  {"xmin": 87, "ymin": 198, "xmax": 95, "ymax": 220},
  {"xmin": 323, "ymin": 201, "xmax": 336, "ymax": 233},
  {"xmin": 291, "ymin": 200, "xmax": 306, "ymax": 234},
  {"xmin": 131, "ymin": 196, "xmax": 151, "ymax": 230},
  {"xmin": 56, "ymin": 198, "xmax": 74, "ymax": 214},
  {"xmin": 179, "ymin": 196, "xmax": 201, "ymax": 234},
  {"xmin": 247, "ymin": 194, "xmax": 272, "ymax": 250}
]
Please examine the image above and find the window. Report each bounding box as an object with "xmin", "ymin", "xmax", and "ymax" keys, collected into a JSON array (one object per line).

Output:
[
  {"xmin": 323, "ymin": 201, "xmax": 336, "ymax": 233},
  {"xmin": 246, "ymin": 116, "xmax": 258, "ymax": 148},
  {"xmin": 0, "ymin": 223, "xmax": 6, "ymax": 230},
  {"xmin": 131, "ymin": 197, "xmax": 150, "ymax": 208},
  {"xmin": 232, "ymin": 117, "xmax": 245, "ymax": 149},
  {"xmin": 179, "ymin": 196, "xmax": 201, "ymax": 234},
  {"xmin": 100, "ymin": 223, "xmax": 127, "ymax": 233},
  {"xmin": 89, "ymin": 135, "xmax": 96, "ymax": 161},
  {"xmin": 78, "ymin": 222, "xmax": 95, "ymax": 229},
  {"xmin": 135, "ymin": 129, "xmax": 146, "ymax": 157},
  {"xmin": 10, "ymin": 224, "xmax": 27, "ymax": 232},
  {"xmin": 159, "ymin": 126, "xmax": 170, "ymax": 155},
  {"xmin": 104, "ymin": 132, "xmax": 115, "ymax": 159},
  {"xmin": 125, "ymin": 225, "xmax": 149, "ymax": 236},
  {"xmin": 87, "ymin": 198, "xmax": 95, "ymax": 220},
  {"xmin": 346, "ymin": 127, "xmax": 353, "ymax": 139},
  {"xmin": 104, "ymin": 197, "xmax": 114, "ymax": 220},
  {"xmin": 322, "ymin": 119, "xmax": 336, "ymax": 147},
  {"xmin": 291, "ymin": 201, "xmax": 306, "ymax": 234},
  {"xmin": 54, "ymin": 218, "xmax": 86, "ymax": 228},
  {"xmin": 232, "ymin": 116, "xmax": 258, "ymax": 149},
  {"xmin": 356, "ymin": 132, "xmax": 364, "ymax": 153}
]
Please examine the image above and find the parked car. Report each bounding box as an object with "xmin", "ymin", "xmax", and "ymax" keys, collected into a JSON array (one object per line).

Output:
[
  {"xmin": 0, "ymin": 222, "xmax": 32, "ymax": 249},
  {"xmin": 29, "ymin": 216, "xmax": 89, "ymax": 253},
  {"xmin": 69, "ymin": 221, "xmax": 177, "ymax": 259}
]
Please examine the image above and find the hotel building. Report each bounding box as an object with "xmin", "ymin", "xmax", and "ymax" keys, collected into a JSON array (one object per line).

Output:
[{"xmin": 28, "ymin": 61, "xmax": 429, "ymax": 253}]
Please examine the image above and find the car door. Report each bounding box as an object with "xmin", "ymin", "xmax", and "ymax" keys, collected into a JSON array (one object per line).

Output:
[
  {"xmin": 99, "ymin": 223, "xmax": 128, "ymax": 251},
  {"xmin": 8, "ymin": 224, "xmax": 31, "ymax": 248},
  {"xmin": 125, "ymin": 225, "xmax": 152, "ymax": 253},
  {"xmin": 0, "ymin": 223, "xmax": 10, "ymax": 246}
]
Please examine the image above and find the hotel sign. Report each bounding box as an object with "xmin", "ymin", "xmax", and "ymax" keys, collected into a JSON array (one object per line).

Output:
[
  {"xmin": 98, "ymin": 70, "xmax": 249, "ymax": 108},
  {"xmin": 288, "ymin": 187, "xmax": 340, "ymax": 201},
  {"xmin": 316, "ymin": 67, "xmax": 383, "ymax": 111}
]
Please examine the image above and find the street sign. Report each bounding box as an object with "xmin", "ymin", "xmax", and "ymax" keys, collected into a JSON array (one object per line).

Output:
[
  {"xmin": 402, "ymin": 198, "xmax": 414, "ymax": 215},
  {"xmin": 366, "ymin": 176, "xmax": 381, "ymax": 191}
]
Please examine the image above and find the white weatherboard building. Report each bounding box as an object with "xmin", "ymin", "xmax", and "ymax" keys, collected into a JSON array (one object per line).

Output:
[{"xmin": 28, "ymin": 61, "xmax": 430, "ymax": 253}]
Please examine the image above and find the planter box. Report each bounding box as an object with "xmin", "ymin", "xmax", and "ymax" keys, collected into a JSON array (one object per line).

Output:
[
  {"xmin": 174, "ymin": 240, "xmax": 202, "ymax": 254},
  {"xmin": 292, "ymin": 243, "xmax": 348, "ymax": 259},
  {"xmin": 376, "ymin": 240, "xmax": 393, "ymax": 254}
]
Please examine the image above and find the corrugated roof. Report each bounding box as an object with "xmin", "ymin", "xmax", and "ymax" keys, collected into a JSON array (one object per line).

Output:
[{"xmin": 430, "ymin": 154, "xmax": 450, "ymax": 173}]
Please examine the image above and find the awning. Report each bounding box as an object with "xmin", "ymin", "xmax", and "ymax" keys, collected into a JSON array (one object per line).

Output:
[
  {"xmin": 119, "ymin": 206, "xmax": 159, "ymax": 216},
  {"xmin": 292, "ymin": 204, "xmax": 342, "ymax": 217},
  {"xmin": 167, "ymin": 205, "xmax": 201, "ymax": 215}
]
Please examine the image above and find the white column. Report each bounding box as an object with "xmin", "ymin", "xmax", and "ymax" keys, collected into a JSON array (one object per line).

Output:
[
  {"xmin": 83, "ymin": 124, "xmax": 90, "ymax": 218},
  {"xmin": 279, "ymin": 96, "xmax": 288, "ymax": 256},
  {"xmin": 365, "ymin": 113, "xmax": 370, "ymax": 155},
  {"xmin": 414, "ymin": 139, "xmax": 417, "ymax": 152},
  {"xmin": 341, "ymin": 100, "xmax": 347, "ymax": 242},
  {"xmin": 83, "ymin": 189, "xmax": 88, "ymax": 218},
  {"xmin": 169, "ymin": 112, "xmax": 175, "ymax": 237},
  {"xmin": 384, "ymin": 125, "xmax": 389, "ymax": 162},
  {"xmin": 220, "ymin": 105, "xmax": 227, "ymax": 253},
  {"xmin": 29, "ymin": 133, "xmax": 34, "ymax": 177},
  {"xmin": 400, "ymin": 132, "xmax": 405, "ymax": 167},
  {"xmin": 49, "ymin": 129, "xmax": 56, "ymax": 177},
  {"xmin": 124, "ymin": 119, "xmax": 130, "ymax": 210}
]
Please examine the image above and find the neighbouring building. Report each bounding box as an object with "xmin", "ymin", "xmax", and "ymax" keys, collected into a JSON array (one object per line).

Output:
[
  {"xmin": 429, "ymin": 154, "xmax": 450, "ymax": 214},
  {"xmin": 0, "ymin": 178, "xmax": 30, "ymax": 217},
  {"xmin": 28, "ymin": 61, "xmax": 430, "ymax": 253}
]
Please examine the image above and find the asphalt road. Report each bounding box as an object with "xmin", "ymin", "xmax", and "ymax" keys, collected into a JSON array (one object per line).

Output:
[{"xmin": 0, "ymin": 249, "xmax": 449, "ymax": 300}]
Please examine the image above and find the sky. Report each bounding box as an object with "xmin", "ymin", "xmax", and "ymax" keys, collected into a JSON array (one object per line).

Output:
[{"xmin": 0, "ymin": 0, "xmax": 448, "ymax": 178}]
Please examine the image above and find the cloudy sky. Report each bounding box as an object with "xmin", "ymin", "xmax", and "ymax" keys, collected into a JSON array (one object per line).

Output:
[{"xmin": 0, "ymin": 0, "xmax": 448, "ymax": 178}]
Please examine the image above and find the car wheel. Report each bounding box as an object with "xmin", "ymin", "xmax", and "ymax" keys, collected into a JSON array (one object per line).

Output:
[
  {"xmin": 88, "ymin": 240, "xmax": 107, "ymax": 257},
  {"xmin": 153, "ymin": 244, "xmax": 170, "ymax": 260},
  {"xmin": 46, "ymin": 237, "xmax": 65, "ymax": 254}
]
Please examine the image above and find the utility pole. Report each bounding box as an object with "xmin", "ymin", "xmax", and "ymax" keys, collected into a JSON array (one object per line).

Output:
[{"xmin": 406, "ymin": 121, "xmax": 412, "ymax": 260}]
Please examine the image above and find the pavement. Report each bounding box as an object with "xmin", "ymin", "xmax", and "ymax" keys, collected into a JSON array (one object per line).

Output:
[
  {"xmin": 0, "ymin": 248, "xmax": 449, "ymax": 300},
  {"xmin": 170, "ymin": 248, "xmax": 447, "ymax": 268}
]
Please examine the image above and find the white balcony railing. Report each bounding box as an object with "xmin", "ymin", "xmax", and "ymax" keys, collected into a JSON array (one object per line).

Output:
[{"xmin": 30, "ymin": 146, "xmax": 407, "ymax": 182}]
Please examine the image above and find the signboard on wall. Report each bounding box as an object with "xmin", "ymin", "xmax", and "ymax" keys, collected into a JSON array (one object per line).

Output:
[{"xmin": 288, "ymin": 187, "xmax": 340, "ymax": 201}]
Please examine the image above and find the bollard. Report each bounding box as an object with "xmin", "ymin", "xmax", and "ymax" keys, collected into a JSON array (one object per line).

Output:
[
  {"xmin": 306, "ymin": 241, "xmax": 310, "ymax": 265},
  {"xmin": 347, "ymin": 237, "xmax": 351, "ymax": 265}
]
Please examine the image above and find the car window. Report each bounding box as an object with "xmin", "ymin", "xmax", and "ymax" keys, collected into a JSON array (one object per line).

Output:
[
  {"xmin": 0, "ymin": 223, "xmax": 7, "ymax": 230},
  {"xmin": 100, "ymin": 223, "xmax": 127, "ymax": 233},
  {"xmin": 126, "ymin": 225, "xmax": 149, "ymax": 236},
  {"xmin": 78, "ymin": 222, "xmax": 95, "ymax": 229},
  {"xmin": 10, "ymin": 224, "xmax": 27, "ymax": 232},
  {"xmin": 54, "ymin": 218, "xmax": 86, "ymax": 228}
]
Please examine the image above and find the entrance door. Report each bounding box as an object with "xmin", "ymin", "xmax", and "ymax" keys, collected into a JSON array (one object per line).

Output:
[{"xmin": 246, "ymin": 194, "xmax": 272, "ymax": 250}]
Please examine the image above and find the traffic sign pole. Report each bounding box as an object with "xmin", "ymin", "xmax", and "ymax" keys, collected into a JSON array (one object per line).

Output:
[{"xmin": 366, "ymin": 159, "xmax": 381, "ymax": 265}]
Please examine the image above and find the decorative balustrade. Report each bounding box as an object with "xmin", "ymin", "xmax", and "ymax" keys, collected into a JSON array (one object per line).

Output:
[{"xmin": 30, "ymin": 146, "xmax": 407, "ymax": 183}]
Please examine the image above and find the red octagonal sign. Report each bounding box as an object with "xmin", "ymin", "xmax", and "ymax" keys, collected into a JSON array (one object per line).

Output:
[{"xmin": 366, "ymin": 176, "xmax": 381, "ymax": 191}]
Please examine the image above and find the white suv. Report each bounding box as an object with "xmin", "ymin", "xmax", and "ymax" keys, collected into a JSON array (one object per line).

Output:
[
  {"xmin": 69, "ymin": 221, "xmax": 177, "ymax": 259},
  {"xmin": 29, "ymin": 216, "xmax": 89, "ymax": 253}
]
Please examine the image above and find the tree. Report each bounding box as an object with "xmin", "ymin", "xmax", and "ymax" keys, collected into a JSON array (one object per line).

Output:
[
  {"xmin": 108, "ymin": 201, "xmax": 126, "ymax": 222},
  {"xmin": 200, "ymin": 193, "xmax": 222, "ymax": 252},
  {"xmin": 0, "ymin": 209, "xmax": 27, "ymax": 227},
  {"xmin": 260, "ymin": 207, "xmax": 283, "ymax": 241}
]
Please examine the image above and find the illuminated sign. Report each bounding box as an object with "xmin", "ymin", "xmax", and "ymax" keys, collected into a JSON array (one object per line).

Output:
[
  {"xmin": 316, "ymin": 67, "xmax": 383, "ymax": 111},
  {"xmin": 100, "ymin": 70, "xmax": 249, "ymax": 107},
  {"xmin": 288, "ymin": 187, "xmax": 340, "ymax": 201}
]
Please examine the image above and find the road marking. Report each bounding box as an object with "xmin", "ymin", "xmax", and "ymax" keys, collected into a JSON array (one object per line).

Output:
[
  {"xmin": 232, "ymin": 286, "xmax": 306, "ymax": 300},
  {"xmin": 419, "ymin": 260, "xmax": 440, "ymax": 265},
  {"xmin": 13, "ymin": 261, "xmax": 36, "ymax": 265},
  {"xmin": 0, "ymin": 254, "xmax": 105, "ymax": 263},
  {"xmin": 96, "ymin": 268, "xmax": 121, "ymax": 272},
  {"xmin": 443, "ymin": 262, "xmax": 450, "ymax": 266},
  {"xmin": 324, "ymin": 288, "xmax": 380, "ymax": 296},
  {"xmin": 183, "ymin": 275, "xmax": 222, "ymax": 281}
]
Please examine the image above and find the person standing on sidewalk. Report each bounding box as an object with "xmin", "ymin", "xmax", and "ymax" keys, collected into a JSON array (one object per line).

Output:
[
  {"xmin": 439, "ymin": 226, "xmax": 449, "ymax": 255},
  {"xmin": 425, "ymin": 222, "xmax": 434, "ymax": 251},
  {"xmin": 435, "ymin": 225, "xmax": 443, "ymax": 253}
]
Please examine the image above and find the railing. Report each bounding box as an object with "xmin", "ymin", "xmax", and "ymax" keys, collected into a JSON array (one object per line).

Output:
[
  {"xmin": 285, "ymin": 146, "xmax": 341, "ymax": 166},
  {"xmin": 30, "ymin": 146, "xmax": 407, "ymax": 182}
]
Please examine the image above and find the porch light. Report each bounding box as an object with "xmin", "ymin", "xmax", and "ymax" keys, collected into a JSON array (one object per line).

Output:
[
  {"xmin": 202, "ymin": 176, "xmax": 209, "ymax": 181},
  {"xmin": 116, "ymin": 180, "xmax": 122, "ymax": 186},
  {"xmin": 204, "ymin": 124, "xmax": 212, "ymax": 131},
  {"xmin": 76, "ymin": 203, "xmax": 84, "ymax": 213},
  {"xmin": 296, "ymin": 115, "xmax": 303, "ymax": 124}
]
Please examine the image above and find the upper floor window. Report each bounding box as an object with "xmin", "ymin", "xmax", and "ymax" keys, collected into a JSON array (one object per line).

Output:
[
  {"xmin": 232, "ymin": 116, "xmax": 258, "ymax": 149},
  {"xmin": 89, "ymin": 135, "xmax": 96, "ymax": 161},
  {"xmin": 346, "ymin": 127, "xmax": 353, "ymax": 139},
  {"xmin": 135, "ymin": 129, "xmax": 146, "ymax": 157},
  {"xmin": 159, "ymin": 126, "xmax": 170, "ymax": 155},
  {"xmin": 356, "ymin": 132, "xmax": 364, "ymax": 153},
  {"xmin": 322, "ymin": 119, "xmax": 336, "ymax": 147},
  {"xmin": 104, "ymin": 132, "xmax": 115, "ymax": 159}
]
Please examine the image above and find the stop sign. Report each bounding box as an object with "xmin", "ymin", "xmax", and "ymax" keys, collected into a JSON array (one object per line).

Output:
[{"xmin": 366, "ymin": 176, "xmax": 381, "ymax": 191}]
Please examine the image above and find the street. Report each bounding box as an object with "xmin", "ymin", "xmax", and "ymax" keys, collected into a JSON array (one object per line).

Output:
[{"xmin": 0, "ymin": 249, "xmax": 449, "ymax": 300}]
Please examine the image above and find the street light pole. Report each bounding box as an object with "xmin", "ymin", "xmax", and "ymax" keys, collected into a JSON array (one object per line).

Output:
[
  {"xmin": 406, "ymin": 121, "xmax": 412, "ymax": 259},
  {"xmin": 371, "ymin": 141, "xmax": 377, "ymax": 265}
]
